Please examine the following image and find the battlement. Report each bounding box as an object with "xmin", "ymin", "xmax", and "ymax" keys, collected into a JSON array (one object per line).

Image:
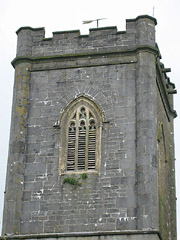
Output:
[
  {"xmin": 16, "ymin": 15, "xmax": 157, "ymax": 58},
  {"xmin": 3, "ymin": 13, "xmax": 177, "ymax": 240}
]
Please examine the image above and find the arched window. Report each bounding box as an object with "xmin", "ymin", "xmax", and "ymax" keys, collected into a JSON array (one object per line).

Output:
[{"xmin": 59, "ymin": 96, "xmax": 103, "ymax": 175}]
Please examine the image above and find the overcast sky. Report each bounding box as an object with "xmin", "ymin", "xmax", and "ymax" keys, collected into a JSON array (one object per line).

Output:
[{"xmin": 0, "ymin": 0, "xmax": 180, "ymax": 238}]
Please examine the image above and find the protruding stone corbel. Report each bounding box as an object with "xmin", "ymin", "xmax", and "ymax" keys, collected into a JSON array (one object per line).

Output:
[
  {"xmin": 162, "ymin": 68, "xmax": 171, "ymax": 73},
  {"xmin": 167, "ymin": 89, "xmax": 177, "ymax": 94}
]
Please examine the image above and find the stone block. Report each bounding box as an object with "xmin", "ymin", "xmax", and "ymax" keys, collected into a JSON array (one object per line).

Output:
[{"xmin": 2, "ymin": 15, "xmax": 176, "ymax": 239}]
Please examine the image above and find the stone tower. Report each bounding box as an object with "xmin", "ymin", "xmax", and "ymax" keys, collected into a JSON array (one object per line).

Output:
[{"xmin": 2, "ymin": 15, "xmax": 177, "ymax": 240}]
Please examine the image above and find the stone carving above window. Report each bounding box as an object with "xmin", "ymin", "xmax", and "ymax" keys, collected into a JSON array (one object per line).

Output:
[{"xmin": 59, "ymin": 96, "xmax": 103, "ymax": 175}]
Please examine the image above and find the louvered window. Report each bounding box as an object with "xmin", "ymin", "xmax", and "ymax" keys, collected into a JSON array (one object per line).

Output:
[
  {"xmin": 66, "ymin": 106, "xmax": 96, "ymax": 172},
  {"xmin": 59, "ymin": 96, "xmax": 103, "ymax": 174}
]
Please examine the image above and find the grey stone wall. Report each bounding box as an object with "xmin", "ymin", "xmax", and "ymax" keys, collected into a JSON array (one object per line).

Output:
[
  {"xmin": 21, "ymin": 62, "xmax": 137, "ymax": 234},
  {"xmin": 156, "ymin": 58, "xmax": 177, "ymax": 240},
  {"xmin": 2, "ymin": 15, "xmax": 176, "ymax": 240},
  {"xmin": 15, "ymin": 16, "xmax": 156, "ymax": 58}
]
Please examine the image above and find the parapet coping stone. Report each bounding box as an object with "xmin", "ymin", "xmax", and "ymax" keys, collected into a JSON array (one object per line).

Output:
[
  {"xmin": 16, "ymin": 27, "xmax": 44, "ymax": 34},
  {"xmin": 126, "ymin": 15, "xmax": 157, "ymax": 25},
  {"xmin": 15, "ymin": 15, "xmax": 157, "ymax": 36}
]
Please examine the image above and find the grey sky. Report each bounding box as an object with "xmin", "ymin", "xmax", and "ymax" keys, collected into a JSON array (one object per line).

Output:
[{"xmin": 0, "ymin": 0, "xmax": 180, "ymax": 238}]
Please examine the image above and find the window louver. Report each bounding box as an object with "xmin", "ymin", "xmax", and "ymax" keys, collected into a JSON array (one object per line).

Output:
[
  {"xmin": 66, "ymin": 106, "xmax": 97, "ymax": 172},
  {"xmin": 88, "ymin": 129, "xmax": 96, "ymax": 169},
  {"xmin": 67, "ymin": 123, "xmax": 76, "ymax": 171},
  {"xmin": 78, "ymin": 129, "xmax": 86, "ymax": 170}
]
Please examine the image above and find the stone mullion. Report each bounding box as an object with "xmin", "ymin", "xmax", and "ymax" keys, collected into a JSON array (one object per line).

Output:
[
  {"xmin": 74, "ymin": 109, "xmax": 79, "ymax": 171},
  {"xmin": 85, "ymin": 109, "xmax": 89, "ymax": 170}
]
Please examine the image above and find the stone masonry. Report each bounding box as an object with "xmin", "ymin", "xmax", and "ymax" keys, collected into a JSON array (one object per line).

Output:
[{"xmin": 1, "ymin": 15, "xmax": 177, "ymax": 240}]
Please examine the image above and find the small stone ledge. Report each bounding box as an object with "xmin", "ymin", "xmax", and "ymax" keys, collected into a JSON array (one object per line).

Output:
[
  {"xmin": 89, "ymin": 26, "xmax": 117, "ymax": 32},
  {"xmin": 117, "ymin": 31, "xmax": 126, "ymax": 35},
  {"xmin": 43, "ymin": 38, "xmax": 53, "ymax": 41},
  {"xmin": 53, "ymin": 30, "xmax": 80, "ymax": 35},
  {"xmin": 79, "ymin": 34, "xmax": 89, "ymax": 38},
  {"xmin": 0, "ymin": 230, "xmax": 160, "ymax": 240},
  {"xmin": 156, "ymin": 60, "xmax": 177, "ymax": 119},
  {"xmin": 162, "ymin": 68, "xmax": 171, "ymax": 73}
]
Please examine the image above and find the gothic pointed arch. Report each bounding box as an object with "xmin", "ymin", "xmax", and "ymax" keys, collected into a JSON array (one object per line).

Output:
[{"xmin": 59, "ymin": 96, "xmax": 104, "ymax": 175}]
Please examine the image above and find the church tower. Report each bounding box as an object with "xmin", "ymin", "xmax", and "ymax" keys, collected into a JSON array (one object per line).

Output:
[{"xmin": 2, "ymin": 15, "xmax": 177, "ymax": 240}]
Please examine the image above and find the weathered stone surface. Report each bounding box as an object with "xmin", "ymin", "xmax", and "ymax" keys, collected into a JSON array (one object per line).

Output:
[{"xmin": 2, "ymin": 15, "xmax": 177, "ymax": 240}]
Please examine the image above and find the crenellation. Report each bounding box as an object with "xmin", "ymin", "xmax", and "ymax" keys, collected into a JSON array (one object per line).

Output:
[
  {"xmin": 53, "ymin": 30, "xmax": 80, "ymax": 40},
  {"xmin": 2, "ymin": 14, "xmax": 177, "ymax": 240},
  {"xmin": 15, "ymin": 15, "xmax": 157, "ymax": 59},
  {"xmin": 89, "ymin": 26, "xmax": 117, "ymax": 36}
]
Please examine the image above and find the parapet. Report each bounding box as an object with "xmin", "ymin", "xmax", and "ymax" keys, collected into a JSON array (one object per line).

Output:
[{"xmin": 15, "ymin": 15, "xmax": 157, "ymax": 58}]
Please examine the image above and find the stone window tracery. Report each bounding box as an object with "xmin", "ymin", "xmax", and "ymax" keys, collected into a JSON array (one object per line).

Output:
[{"xmin": 59, "ymin": 97, "xmax": 103, "ymax": 175}]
